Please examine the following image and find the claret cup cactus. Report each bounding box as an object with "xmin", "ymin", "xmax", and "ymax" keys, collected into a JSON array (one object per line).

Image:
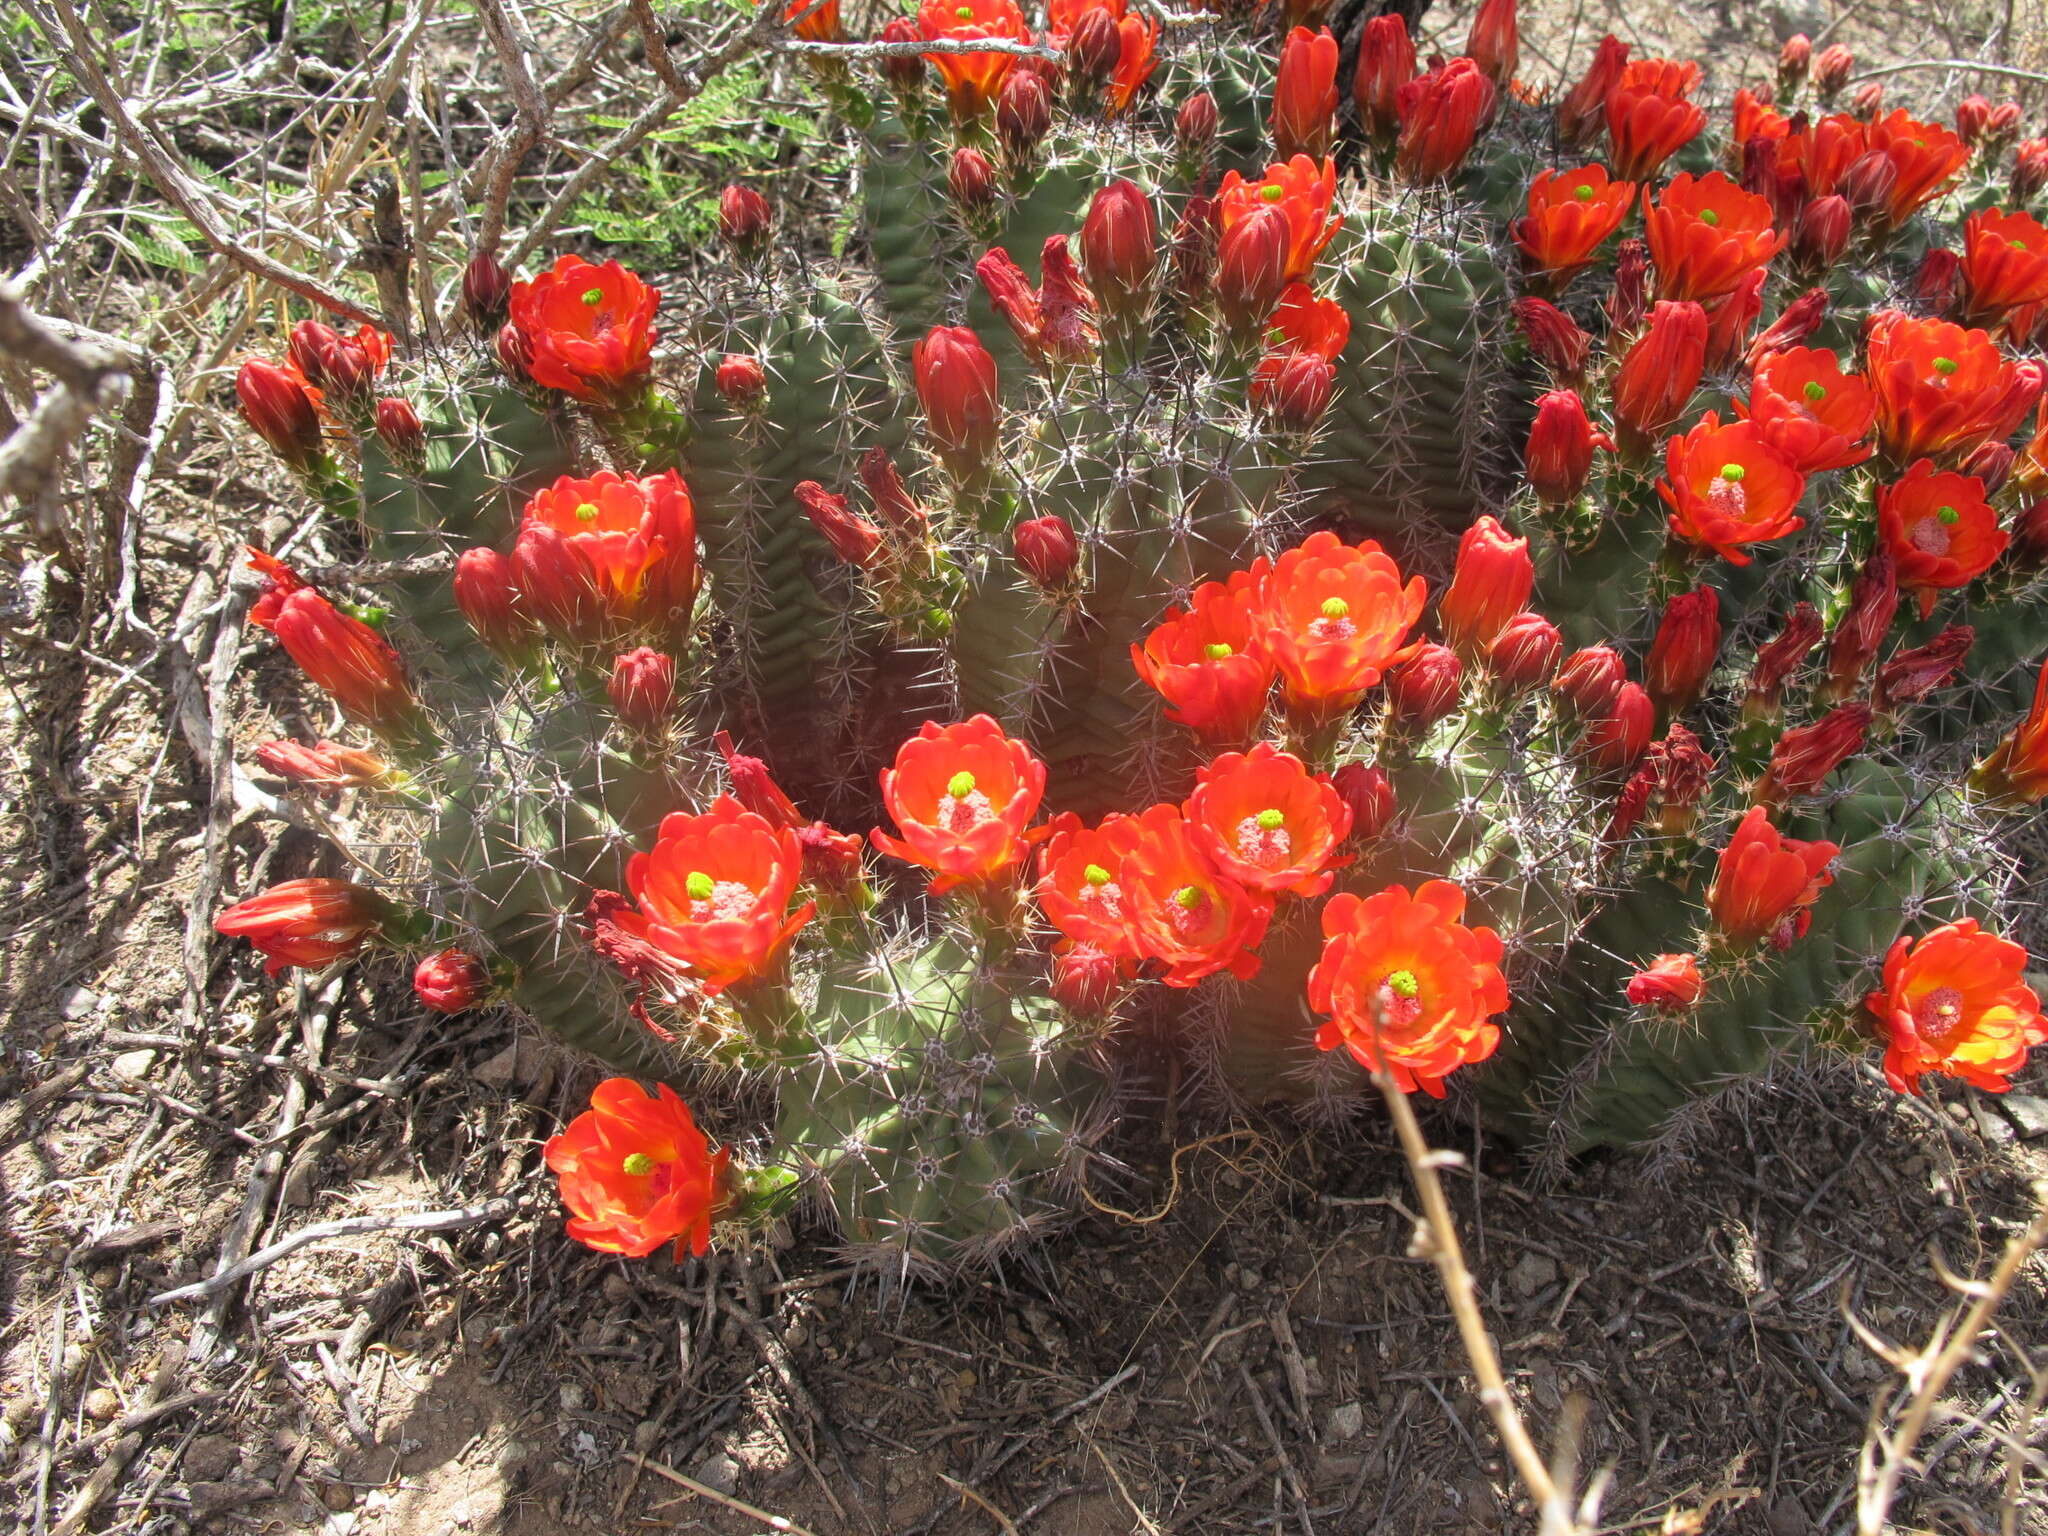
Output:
[{"xmin": 216, "ymin": 0, "xmax": 2048, "ymax": 1272}]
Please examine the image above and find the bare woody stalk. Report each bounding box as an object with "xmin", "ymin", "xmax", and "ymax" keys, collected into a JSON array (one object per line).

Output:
[
  {"xmin": 1853, "ymin": 1183, "xmax": 2048, "ymax": 1536},
  {"xmin": 1371, "ymin": 1052, "xmax": 1586, "ymax": 1536}
]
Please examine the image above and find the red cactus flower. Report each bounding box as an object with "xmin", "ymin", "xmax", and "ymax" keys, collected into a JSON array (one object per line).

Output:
[
  {"xmin": 1760, "ymin": 703, "xmax": 1872, "ymax": 800},
  {"xmin": 236, "ymin": 360, "xmax": 325, "ymax": 472},
  {"xmin": 543, "ymin": 1079, "xmax": 731, "ymax": 1258},
  {"xmin": 1732, "ymin": 88, "xmax": 1789, "ymax": 148},
  {"xmin": 1184, "ymin": 742, "xmax": 1352, "ymax": 899},
  {"xmin": 255, "ymin": 739, "xmax": 392, "ymax": 791},
  {"xmin": 1525, "ymin": 389, "xmax": 1612, "ymax": 504},
  {"xmin": 1119, "ymin": 805, "xmax": 1272, "ymax": 987},
  {"xmin": 1583, "ymin": 680, "xmax": 1654, "ymax": 774},
  {"xmin": 917, "ymin": 0, "xmax": 1030, "ymax": 119},
  {"xmin": 913, "ymin": 325, "xmax": 1002, "ymax": 474},
  {"xmin": 873, "ymin": 715, "xmax": 1046, "ymax": 893},
  {"xmin": 1353, "ymin": 12, "xmax": 1416, "ymax": 142},
  {"xmin": 1612, "ymin": 300, "xmax": 1708, "ymax": 441},
  {"xmin": 1309, "ymin": 879, "xmax": 1508, "ymax": 1097},
  {"xmin": 1036, "ymin": 810, "xmax": 1146, "ymax": 958},
  {"xmin": 1251, "ymin": 283, "xmax": 1349, "ymax": 412},
  {"xmin": 1256, "ymin": 531, "xmax": 1428, "ymax": 722},
  {"xmin": 1437, "ymin": 515, "xmax": 1533, "ymax": 661},
  {"xmin": 1703, "ymin": 270, "xmax": 1768, "ymax": 374},
  {"xmin": 215, "ymin": 878, "xmax": 394, "ymax": 976},
  {"xmin": 1706, "ymin": 805, "xmax": 1839, "ymax": 948},
  {"xmin": 780, "ymin": 0, "xmax": 841, "ymax": 41},
  {"xmin": 795, "ymin": 480, "xmax": 884, "ymax": 568},
  {"xmin": 1013, "ymin": 514, "xmax": 1080, "ymax": 590},
  {"xmin": 286, "ymin": 320, "xmax": 392, "ymax": 409},
  {"xmin": 1866, "ymin": 310, "xmax": 2045, "ymax": 466},
  {"xmin": 1644, "ymin": 172, "xmax": 1785, "ymax": 304},
  {"xmin": 1271, "ymin": 26, "xmax": 1340, "ymax": 160},
  {"xmin": 1973, "ymin": 654, "xmax": 2048, "ymax": 804},
  {"xmin": 1513, "ymin": 165, "xmax": 1635, "ymax": 282},
  {"xmin": 1105, "ymin": 10, "xmax": 1160, "ymax": 113},
  {"xmin": 976, "ymin": 239, "xmax": 1098, "ymax": 366},
  {"xmin": 1080, "ymin": 179, "xmax": 1156, "ymax": 313},
  {"xmin": 508, "ymin": 255, "xmax": 659, "ymax": 407},
  {"xmin": 1658, "ymin": 413, "xmax": 1808, "ymax": 565},
  {"xmin": 1557, "ymin": 34, "xmax": 1627, "ymax": 147},
  {"xmin": 608, "ymin": 646, "xmax": 677, "ymax": 732},
  {"xmin": 414, "ymin": 948, "xmax": 492, "ymax": 1013},
  {"xmin": 1466, "ymin": 0, "xmax": 1518, "ymax": 85},
  {"xmin": 1876, "ymin": 626, "xmax": 1974, "ymax": 711},
  {"xmin": 453, "ymin": 547, "xmax": 538, "ymax": 657},
  {"xmin": 517, "ymin": 469, "xmax": 697, "ymax": 637},
  {"xmin": 1332, "ymin": 761, "xmax": 1396, "ymax": 842},
  {"xmin": 1604, "ymin": 57, "xmax": 1706, "ymax": 182},
  {"xmin": 1131, "ymin": 566, "xmax": 1278, "ymax": 743},
  {"xmin": 621, "ymin": 796, "xmax": 814, "ymax": 994},
  {"xmin": 1217, "ymin": 156, "xmax": 1341, "ymax": 283},
  {"xmin": 1627, "ymin": 952, "xmax": 1704, "ymax": 1011},
  {"xmin": 1876, "ymin": 460, "xmax": 2008, "ymax": 615},
  {"xmin": 1859, "ymin": 110, "xmax": 1970, "ymax": 226},
  {"xmin": 1960, "ymin": 206, "xmax": 2048, "ymax": 323},
  {"xmin": 245, "ymin": 551, "xmax": 420, "ymax": 734},
  {"xmin": 1646, "ymin": 585, "xmax": 1721, "ymax": 718},
  {"xmin": 1868, "ymin": 921, "xmax": 2048, "ymax": 1094},
  {"xmin": 1394, "ymin": 57, "xmax": 1495, "ymax": 183},
  {"xmin": 1777, "ymin": 113, "xmax": 1868, "ymax": 200},
  {"xmin": 1487, "ymin": 612, "xmax": 1562, "ymax": 692},
  {"xmin": 1738, "ymin": 346, "xmax": 1876, "ymax": 472}
]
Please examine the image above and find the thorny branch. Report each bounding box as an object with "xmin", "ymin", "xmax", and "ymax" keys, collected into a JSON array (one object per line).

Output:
[{"xmin": 0, "ymin": 281, "xmax": 135, "ymax": 529}]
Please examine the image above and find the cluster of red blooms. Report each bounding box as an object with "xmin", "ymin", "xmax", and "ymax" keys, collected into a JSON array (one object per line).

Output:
[{"xmin": 898, "ymin": 0, "xmax": 1156, "ymax": 127}]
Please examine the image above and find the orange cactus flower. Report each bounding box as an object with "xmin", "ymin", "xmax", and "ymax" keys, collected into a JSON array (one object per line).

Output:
[
  {"xmin": 1866, "ymin": 311, "xmax": 2046, "ymax": 466},
  {"xmin": 873, "ymin": 715, "xmax": 1047, "ymax": 893},
  {"xmin": 1437, "ymin": 514, "xmax": 1533, "ymax": 661},
  {"xmin": 1626, "ymin": 952, "xmax": 1705, "ymax": 1011},
  {"xmin": 621, "ymin": 796, "xmax": 814, "ymax": 995},
  {"xmin": 1776, "ymin": 113, "xmax": 1867, "ymax": 199},
  {"xmin": 1731, "ymin": 88, "xmax": 1789, "ymax": 147},
  {"xmin": 1183, "ymin": 742, "xmax": 1353, "ymax": 899},
  {"xmin": 543, "ymin": 1079, "xmax": 732, "ymax": 1258},
  {"xmin": 214, "ymin": 877, "xmax": 393, "ymax": 976},
  {"xmin": 1658, "ymin": 413, "xmax": 1808, "ymax": 565},
  {"xmin": 1131, "ymin": 565, "xmax": 1279, "ymax": 743},
  {"xmin": 1106, "ymin": 11, "xmax": 1159, "ymax": 113},
  {"xmin": 244, "ymin": 549, "xmax": 421, "ymax": 734},
  {"xmin": 1512, "ymin": 164, "xmax": 1635, "ymax": 282},
  {"xmin": 1859, "ymin": 110, "xmax": 1970, "ymax": 227},
  {"xmin": 1255, "ymin": 530, "xmax": 1428, "ymax": 721},
  {"xmin": 508, "ymin": 254, "xmax": 659, "ymax": 406},
  {"xmin": 1876, "ymin": 459, "xmax": 2009, "ymax": 616},
  {"xmin": 1603, "ymin": 57, "xmax": 1706, "ymax": 182},
  {"xmin": 517, "ymin": 469, "xmax": 698, "ymax": 637},
  {"xmin": 1644, "ymin": 172, "xmax": 1786, "ymax": 304},
  {"xmin": 1960, "ymin": 206, "xmax": 2048, "ymax": 323},
  {"xmin": 1393, "ymin": 57, "xmax": 1496, "ymax": 183},
  {"xmin": 1118, "ymin": 805, "xmax": 1272, "ymax": 986},
  {"xmin": 917, "ymin": 0, "xmax": 1031, "ymax": 120},
  {"xmin": 1706, "ymin": 805, "xmax": 1839, "ymax": 949},
  {"xmin": 779, "ymin": 0, "xmax": 840, "ymax": 42},
  {"xmin": 1217, "ymin": 156, "xmax": 1342, "ymax": 283},
  {"xmin": 1271, "ymin": 26, "xmax": 1341, "ymax": 161},
  {"xmin": 1973, "ymin": 654, "xmax": 2048, "ymax": 804},
  {"xmin": 1036, "ymin": 811, "xmax": 1146, "ymax": 957},
  {"xmin": 1867, "ymin": 920, "xmax": 2048, "ymax": 1094},
  {"xmin": 1738, "ymin": 346, "xmax": 1876, "ymax": 472},
  {"xmin": 1251, "ymin": 282, "xmax": 1350, "ymax": 408},
  {"xmin": 1611, "ymin": 299, "xmax": 1708, "ymax": 442},
  {"xmin": 1308, "ymin": 879, "xmax": 1508, "ymax": 1097}
]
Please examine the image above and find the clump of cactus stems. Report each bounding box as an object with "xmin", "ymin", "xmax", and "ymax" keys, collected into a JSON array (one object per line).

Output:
[{"xmin": 215, "ymin": 0, "xmax": 2048, "ymax": 1273}]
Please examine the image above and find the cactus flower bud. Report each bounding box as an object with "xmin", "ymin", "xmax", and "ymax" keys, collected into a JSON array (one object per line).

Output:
[
  {"xmin": 1744, "ymin": 602, "xmax": 1823, "ymax": 712},
  {"xmin": 2013, "ymin": 498, "xmax": 2048, "ymax": 568},
  {"xmin": 1271, "ymin": 26, "xmax": 1340, "ymax": 161},
  {"xmin": 495, "ymin": 321, "xmax": 535, "ymax": 385},
  {"xmin": 1745, "ymin": 287, "xmax": 1830, "ymax": 370},
  {"xmin": 1557, "ymin": 34, "xmax": 1627, "ymax": 147},
  {"xmin": 1513, "ymin": 297, "xmax": 1591, "ymax": 381},
  {"xmin": 1912, "ymin": 247, "xmax": 1961, "ymax": 314},
  {"xmin": 1824, "ymin": 543, "xmax": 1899, "ymax": 700},
  {"xmin": 1703, "ymin": 270, "xmax": 1768, "ymax": 374},
  {"xmin": 1394, "ymin": 58, "xmax": 1495, "ymax": 183},
  {"xmin": 1013, "ymin": 514, "xmax": 1080, "ymax": 591},
  {"xmin": 1786, "ymin": 190, "xmax": 1851, "ymax": 274},
  {"xmin": 1486, "ymin": 612, "xmax": 1563, "ymax": 692},
  {"xmin": 1612, "ymin": 300, "xmax": 1708, "ymax": 444},
  {"xmin": 1963, "ymin": 439, "xmax": 2016, "ymax": 493},
  {"xmin": 1331, "ymin": 761, "xmax": 1396, "ymax": 842},
  {"xmin": 1050, "ymin": 941, "xmax": 1126, "ymax": 1018},
  {"xmin": 414, "ymin": 947, "xmax": 492, "ymax": 1013},
  {"xmin": 374, "ymin": 397, "xmax": 425, "ymax": 472},
  {"xmin": 947, "ymin": 147, "xmax": 999, "ymax": 217},
  {"xmin": 1840, "ymin": 150, "xmax": 1899, "ymax": 221},
  {"xmin": 2014, "ymin": 139, "xmax": 2048, "ymax": 202},
  {"xmin": 1955, "ymin": 94, "xmax": 1992, "ymax": 144},
  {"xmin": 254, "ymin": 739, "xmax": 392, "ymax": 791},
  {"xmin": 245, "ymin": 550, "xmax": 420, "ymax": 735},
  {"xmin": 608, "ymin": 646, "xmax": 677, "ymax": 732},
  {"xmin": 1525, "ymin": 388, "xmax": 1611, "ymax": 505},
  {"xmin": 1353, "ymin": 13, "xmax": 1416, "ymax": 143},
  {"xmin": 1214, "ymin": 203, "xmax": 1293, "ymax": 337},
  {"xmin": 1645, "ymin": 585, "xmax": 1722, "ymax": 718},
  {"xmin": 714, "ymin": 353, "xmax": 767, "ymax": 408},
  {"xmin": 1176, "ymin": 90, "xmax": 1218, "ymax": 162},
  {"xmin": 879, "ymin": 15, "xmax": 926, "ymax": 90},
  {"xmin": 1760, "ymin": 702, "xmax": 1872, "ymax": 800},
  {"xmin": 1065, "ymin": 6, "xmax": 1122, "ymax": 92},
  {"xmin": 1777, "ymin": 33, "xmax": 1811, "ymax": 95},
  {"xmin": 1850, "ymin": 82, "xmax": 1886, "ymax": 120},
  {"xmin": 795, "ymin": 480, "xmax": 884, "ymax": 567},
  {"xmin": 1384, "ymin": 642, "xmax": 1463, "ymax": 734},
  {"xmin": 236, "ymin": 359, "xmax": 325, "ymax": 472},
  {"xmin": 1876, "ymin": 625, "xmax": 1974, "ymax": 711},
  {"xmin": 453, "ymin": 546, "xmax": 537, "ymax": 657},
  {"xmin": 285, "ymin": 319, "xmax": 342, "ymax": 394},
  {"xmin": 1258, "ymin": 352, "xmax": 1336, "ymax": 433},
  {"xmin": 462, "ymin": 250, "xmax": 512, "ymax": 333},
  {"xmin": 1813, "ymin": 43, "xmax": 1852, "ymax": 102},
  {"xmin": 797, "ymin": 821, "xmax": 869, "ymax": 900},
  {"xmin": 1584, "ymin": 682, "xmax": 1654, "ymax": 775},
  {"xmin": 1606, "ymin": 236, "xmax": 1650, "ymax": 336},
  {"xmin": 711, "ymin": 730, "xmax": 806, "ymax": 830},
  {"xmin": 1627, "ymin": 952, "xmax": 1704, "ymax": 1011},
  {"xmin": 1080, "ymin": 179, "xmax": 1156, "ymax": 316},
  {"xmin": 1439, "ymin": 515, "xmax": 1532, "ymax": 661},
  {"xmin": 1553, "ymin": 644, "xmax": 1627, "ymax": 719},
  {"xmin": 913, "ymin": 325, "xmax": 1001, "ymax": 474},
  {"xmin": 1466, "ymin": 0, "xmax": 1518, "ymax": 87},
  {"xmin": 1171, "ymin": 194, "xmax": 1219, "ymax": 302},
  {"xmin": 996, "ymin": 68, "xmax": 1052, "ymax": 163},
  {"xmin": 216, "ymin": 878, "xmax": 395, "ymax": 976},
  {"xmin": 718, "ymin": 183, "xmax": 773, "ymax": 256},
  {"xmin": 859, "ymin": 447, "xmax": 928, "ymax": 533}
]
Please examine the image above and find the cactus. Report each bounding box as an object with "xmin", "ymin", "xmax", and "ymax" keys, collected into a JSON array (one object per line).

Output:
[{"xmin": 213, "ymin": 6, "xmax": 2048, "ymax": 1278}]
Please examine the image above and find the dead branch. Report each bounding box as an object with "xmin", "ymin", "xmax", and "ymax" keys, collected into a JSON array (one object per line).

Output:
[{"xmin": 0, "ymin": 281, "xmax": 134, "ymax": 527}]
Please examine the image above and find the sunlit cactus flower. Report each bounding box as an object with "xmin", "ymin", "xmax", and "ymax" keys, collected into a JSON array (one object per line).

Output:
[
  {"xmin": 1118, "ymin": 805, "xmax": 1272, "ymax": 987},
  {"xmin": 236, "ymin": 359, "xmax": 325, "ymax": 472},
  {"xmin": 1866, "ymin": 311, "xmax": 2045, "ymax": 466},
  {"xmin": 515, "ymin": 469, "xmax": 698, "ymax": 638},
  {"xmin": 1351, "ymin": 13, "xmax": 1415, "ymax": 143},
  {"xmin": 1035, "ymin": 810, "xmax": 1146, "ymax": 958},
  {"xmin": 916, "ymin": 0, "xmax": 1030, "ymax": 120},
  {"xmin": 1437, "ymin": 515, "xmax": 1533, "ymax": 662},
  {"xmin": 1270, "ymin": 26, "xmax": 1341, "ymax": 160},
  {"xmin": 1959, "ymin": 206, "xmax": 2048, "ymax": 324},
  {"xmin": 1603, "ymin": 57, "xmax": 1705, "ymax": 181},
  {"xmin": 1875, "ymin": 460, "xmax": 2008, "ymax": 616},
  {"xmin": 1308, "ymin": 879, "xmax": 1508, "ymax": 1097},
  {"xmin": 1393, "ymin": 58, "xmax": 1495, "ymax": 183},
  {"xmin": 215, "ymin": 877, "xmax": 395, "ymax": 977},
  {"xmin": 1705, "ymin": 806, "xmax": 1839, "ymax": 950},
  {"xmin": 1658, "ymin": 414, "xmax": 1807, "ymax": 565},
  {"xmin": 1512, "ymin": 164, "xmax": 1634, "ymax": 284},
  {"xmin": 1217, "ymin": 155, "xmax": 1341, "ymax": 282},
  {"xmin": 244, "ymin": 549, "xmax": 421, "ymax": 735},
  {"xmin": 1626, "ymin": 953, "xmax": 1704, "ymax": 1012},
  {"xmin": 1971, "ymin": 654, "xmax": 2048, "ymax": 804},
  {"xmin": 1255, "ymin": 530, "xmax": 1426, "ymax": 723},
  {"xmin": 1183, "ymin": 742, "xmax": 1352, "ymax": 899},
  {"xmin": 1644, "ymin": 172, "xmax": 1785, "ymax": 303},
  {"xmin": 1737, "ymin": 346, "xmax": 1874, "ymax": 473},
  {"xmin": 507, "ymin": 253, "xmax": 659, "ymax": 406},
  {"xmin": 1130, "ymin": 565, "xmax": 1278, "ymax": 744},
  {"xmin": 873, "ymin": 716, "xmax": 1046, "ymax": 893},
  {"xmin": 1611, "ymin": 300, "xmax": 1706, "ymax": 443},
  {"xmin": 1867, "ymin": 921, "xmax": 2048, "ymax": 1094},
  {"xmin": 1556, "ymin": 33, "xmax": 1626, "ymax": 147},
  {"xmin": 1858, "ymin": 110, "xmax": 1970, "ymax": 227},
  {"xmin": 543, "ymin": 1079, "xmax": 732, "ymax": 1257}
]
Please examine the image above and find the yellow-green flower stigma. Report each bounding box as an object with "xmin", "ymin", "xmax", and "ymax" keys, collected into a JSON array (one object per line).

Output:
[
  {"xmin": 1934, "ymin": 356, "xmax": 1958, "ymax": 375},
  {"xmin": 955, "ymin": 4, "xmax": 973, "ymax": 15},
  {"xmin": 1698, "ymin": 208, "xmax": 1720, "ymax": 227},
  {"xmin": 1084, "ymin": 863, "xmax": 1113, "ymax": 886},
  {"xmin": 1803, "ymin": 381, "xmax": 1827, "ymax": 402},
  {"xmin": 1386, "ymin": 969, "xmax": 1420, "ymax": 998},
  {"xmin": 948, "ymin": 770, "xmax": 977, "ymax": 799},
  {"xmin": 1173, "ymin": 884, "xmax": 1204, "ymax": 909},
  {"xmin": 1937, "ymin": 504, "xmax": 1961, "ymax": 525},
  {"xmin": 622, "ymin": 1152, "xmax": 655, "ymax": 1176},
  {"xmin": 1205, "ymin": 642, "xmax": 1235, "ymax": 660},
  {"xmin": 576, "ymin": 501, "xmax": 601, "ymax": 522},
  {"xmin": 686, "ymin": 871, "xmax": 715, "ymax": 900},
  {"xmin": 1574, "ymin": 183, "xmax": 1594, "ymax": 201},
  {"xmin": 1720, "ymin": 463, "xmax": 1746, "ymax": 482},
  {"xmin": 1261, "ymin": 184, "xmax": 1285, "ymax": 202},
  {"xmin": 1320, "ymin": 596, "xmax": 1350, "ymax": 620},
  {"xmin": 582, "ymin": 288, "xmax": 605, "ymax": 306},
  {"xmin": 1256, "ymin": 808, "xmax": 1286, "ymax": 831}
]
